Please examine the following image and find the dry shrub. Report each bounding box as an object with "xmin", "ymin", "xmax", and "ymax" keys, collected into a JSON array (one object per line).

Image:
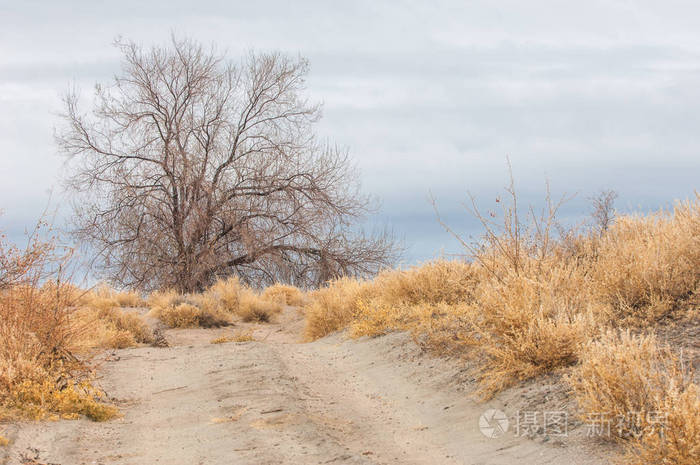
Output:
[
  {"xmin": 371, "ymin": 259, "xmax": 477, "ymax": 306},
  {"xmin": 350, "ymin": 300, "xmax": 426, "ymax": 338},
  {"xmin": 150, "ymin": 302, "xmax": 231, "ymax": 328},
  {"xmin": 300, "ymin": 187, "xmax": 699, "ymax": 465},
  {"xmin": 72, "ymin": 306, "xmax": 153, "ymax": 350},
  {"xmin": 147, "ymin": 285, "xmax": 235, "ymax": 328},
  {"xmin": 588, "ymin": 197, "xmax": 700, "ymax": 325},
  {"xmin": 307, "ymin": 260, "xmax": 476, "ymax": 342},
  {"xmin": 0, "ymin": 219, "xmax": 118, "ymax": 421},
  {"xmin": 147, "ymin": 277, "xmax": 282, "ymax": 327},
  {"xmin": 205, "ymin": 278, "xmax": 282, "ymax": 321},
  {"xmin": 147, "ymin": 289, "xmax": 180, "ymax": 311},
  {"xmin": 237, "ymin": 290, "xmax": 282, "ymax": 322},
  {"xmin": 211, "ymin": 329, "xmax": 255, "ymax": 344},
  {"xmin": 568, "ymin": 331, "xmax": 699, "ymax": 464},
  {"xmin": 204, "ymin": 277, "xmax": 241, "ymax": 312},
  {"xmin": 349, "ymin": 262, "xmax": 593, "ymax": 396},
  {"xmin": 630, "ymin": 383, "xmax": 700, "ymax": 465},
  {"xmin": 2, "ymin": 379, "xmax": 118, "ymax": 421},
  {"xmin": 82, "ymin": 284, "xmax": 144, "ymax": 309},
  {"xmin": 261, "ymin": 283, "xmax": 305, "ymax": 307},
  {"xmin": 0, "ymin": 434, "xmax": 8, "ymax": 446},
  {"xmin": 461, "ymin": 263, "xmax": 594, "ymax": 396},
  {"xmin": 303, "ymin": 277, "xmax": 374, "ymax": 341},
  {"xmin": 305, "ymin": 184, "xmax": 699, "ymax": 405}
]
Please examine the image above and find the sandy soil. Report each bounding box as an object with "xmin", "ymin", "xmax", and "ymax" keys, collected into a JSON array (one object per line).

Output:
[{"xmin": 2, "ymin": 308, "xmax": 614, "ymax": 465}]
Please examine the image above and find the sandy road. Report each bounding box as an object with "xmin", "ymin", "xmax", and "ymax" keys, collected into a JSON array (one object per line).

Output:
[{"xmin": 2, "ymin": 310, "xmax": 610, "ymax": 465}]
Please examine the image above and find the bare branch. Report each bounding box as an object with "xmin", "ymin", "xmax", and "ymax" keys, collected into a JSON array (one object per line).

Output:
[{"xmin": 59, "ymin": 36, "xmax": 399, "ymax": 292}]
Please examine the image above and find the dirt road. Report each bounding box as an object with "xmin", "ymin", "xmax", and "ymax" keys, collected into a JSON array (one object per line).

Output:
[{"xmin": 2, "ymin": 309, "xmax": 611, "ymax": 465}]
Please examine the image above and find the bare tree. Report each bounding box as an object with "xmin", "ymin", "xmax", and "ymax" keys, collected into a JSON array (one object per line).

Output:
[
  {"xmin": 589, "ymin": 189, "xmax": 618, "ymax": 233},
  {"xmin": 58, "ymin": 37, "xmax": 399, "ymax": 292}
]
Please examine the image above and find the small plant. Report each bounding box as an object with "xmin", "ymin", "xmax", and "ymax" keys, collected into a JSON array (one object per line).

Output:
[
  {"xmin": 589, "ymin": 189, "xmax": 618, "ymax": 233},
  {"xmin": 211, "ymin": 330, "xmax": 255, "ymax": 344}
]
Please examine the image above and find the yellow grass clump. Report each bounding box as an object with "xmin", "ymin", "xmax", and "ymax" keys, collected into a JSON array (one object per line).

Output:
[
  {"xmin": 567, "ymin": 331, "xmax": 699, "ymax": 464},
  {"xmin": 237, "ymin": 289, "xmax": 282, "ymax": 322},
  {"xmin": 304, "ymin": 277, "xmax": 375, "ymax": 341},
  {"xmin": 71, "ymin": 306, "xmax": 153, "ymax": 350},
  {"xmin": 0, "ymin": 221, "xmax": 120, "ymax": 421},
  {"xmin": 304, "ymin": 194, "xmax": 700, "ymax": 402},
  {"xmin": 211, "ymin": 329, "xmax": 255, "ymax": 344},
  {"xmin": 80, "ymin": 284, "xmax": 144, "ymax": 310},
  {"xmin": 587, "ymin": 198, "xmax": 700, "ymax": 325},
  {"xmin": 149, "ymin": 301, "xmax": 231, "ymax": 328},
  {"xmin": 204, "ymin": 277, "xmax": 241, "ymax": 312},
  {"xmin": 261, "ymin": 283, "xmax": 306, "ymax": 307},
  {"xmin": 146, "ymin": 277, "xmax": 282, "ymax": 327}
]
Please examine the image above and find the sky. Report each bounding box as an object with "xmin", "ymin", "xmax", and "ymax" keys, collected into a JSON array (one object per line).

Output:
[{"xmin": 1, "ymin": 0, "xmax": 699, "ymax": 265}]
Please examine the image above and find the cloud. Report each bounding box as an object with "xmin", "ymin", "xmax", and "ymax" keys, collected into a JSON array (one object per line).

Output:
[{"xmin": 1, "ymin": 1, "xmax": 699, "ymax": 263}]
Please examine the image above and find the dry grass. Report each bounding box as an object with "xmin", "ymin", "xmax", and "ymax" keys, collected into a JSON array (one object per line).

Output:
[
  {"xmin": 204, "ymin": 277, "xmax": 241, "ymax": 312},
  {"xmin": 588, "ymin": 199, "xmax": 700, "ymax": 325},
  {"xmin": 237, "ymin": 290, "xmax": 282, "ymax": 322},
  {"xmin": 149, "ymin": 301, "xmax": 232, "ymax": 328},
  {"xmin": 568, "ymin": 331, "xmax": 699, "ymax": 464},
  {"xmin": 211, "ymin": 329, "xmax": 255, "ymax": 344},
  {"xmin": 301, "ymin": 189, "xmax": 699, "ymax": 463},
  {"xmin": 261, "ymin": 283, "xmax": 306, "ymax": 307},
  {"xmin": 301, "ymin": 193, "xmax": 699, "ymax": 465},
  {"xmin": 304, "ymin": 277, "xmax": 375, "ymax": 341},
  {"xmin": 306, "ymin": 194, "xmax": 699, "ymax": 398},
  {"xmin": 80, "ymin": 284, "xmax": 144, "ymax": 310},
  {"xmin": 147, "ymin": 277, "xmax": 282, "ymax": 327},
  {"xmin": 70, "ymin": 305, "xmax": 153, "ymax": 351},
  {"xmin": 0, "ymin": 220, "xmax": 119, "ymax": 421}
]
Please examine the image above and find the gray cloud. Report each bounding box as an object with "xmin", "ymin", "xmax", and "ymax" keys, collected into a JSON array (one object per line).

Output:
[{"xmin": 1, "ymin": 1, "xmax": 699, "ymax": 262}]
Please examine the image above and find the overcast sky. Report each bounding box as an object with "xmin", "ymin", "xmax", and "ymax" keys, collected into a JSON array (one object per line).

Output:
[{"xmin": 1, "ymin": 0, "xmax": 699, "ymax": 264}]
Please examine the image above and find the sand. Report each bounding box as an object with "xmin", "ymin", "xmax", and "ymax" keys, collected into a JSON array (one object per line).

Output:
[{"xmin": 2, "ymin": 308, "xmax": 614, "ymax": 465}]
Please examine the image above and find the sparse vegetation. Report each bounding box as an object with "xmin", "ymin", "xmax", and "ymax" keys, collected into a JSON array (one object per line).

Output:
[
  {"xmin": 303, "ymin": 188, "xmax": 699, "ymax": 463},
  {"xmin": 0, "ymin": 219, "xmax": 121, "ymax": 422},
  {"xmin": 147, "ymin": 277, "xmax": 283, "ymax": 327},
  {"xmin": 211, "ymin": 330, "xmax": 255, "ymax": 344},
  {"xmin": 80, "ymin": 284, "xmax": 145, "ymax": 310}
]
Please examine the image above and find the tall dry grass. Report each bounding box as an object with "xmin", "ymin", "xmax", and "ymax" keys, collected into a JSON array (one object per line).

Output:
[
  {"xmin": 568, "ymin": 331, "xmax": 699, "ymax": 464},
  {"xmin": 306, "ymin": 194, "xmax": 699, "ymax": 388},
  {"xmin": 261, "ymin": 283, "xmax": 306, "ymax": 307},
  {"xmin": 0, "ymin": 221, "xmax": 119, "ymax": 422},
  {"xmin": 147, "ymin": 277, "xmax": 283, "ymax": 327},
  {"xmin": 303, "ymin": 191, "xmax": 699, "ymax": 463},
  {"xmin": 304, "ymin": 277, "xmax": 374, "ymax": 341}
]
